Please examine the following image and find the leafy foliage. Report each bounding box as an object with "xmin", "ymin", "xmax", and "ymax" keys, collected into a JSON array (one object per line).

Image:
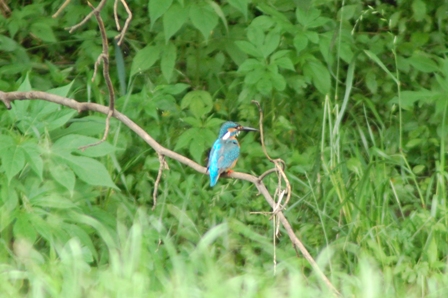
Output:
[{"xmin": 1, "ymin": 0, "xmax": 448, "ymax": 296}]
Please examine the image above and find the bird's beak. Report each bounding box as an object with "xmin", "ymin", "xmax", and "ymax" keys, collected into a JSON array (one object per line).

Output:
[{"xmin": 239, "ymin": 126, "xmax": 258, "ymax": 132}]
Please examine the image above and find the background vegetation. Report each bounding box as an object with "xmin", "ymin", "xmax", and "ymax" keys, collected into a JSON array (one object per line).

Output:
[{"xmin": 1, "ymin": 0, "xmax": 448, "ymax": 296}]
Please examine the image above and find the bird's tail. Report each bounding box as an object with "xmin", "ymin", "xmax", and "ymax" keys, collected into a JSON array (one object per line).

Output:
[{"xmin": 209, "ymin": 169, "xmax": 219, "ymax": 187}]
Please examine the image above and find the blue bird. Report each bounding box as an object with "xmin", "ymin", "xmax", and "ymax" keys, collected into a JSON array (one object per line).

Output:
[{"xmin": 207, "ymin": 121, "xmax": 257, "ymax": 187}]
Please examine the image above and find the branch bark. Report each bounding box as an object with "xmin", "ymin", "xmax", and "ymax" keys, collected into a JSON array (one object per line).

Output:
[{"xmin": 0, "ymin": 90, "xmax": 340, "ymax": 296}]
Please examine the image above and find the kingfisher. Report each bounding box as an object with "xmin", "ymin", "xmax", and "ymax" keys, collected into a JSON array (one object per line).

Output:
[{"xmin": 207, "ymin": 121, "xmax": 257, "ymax": 187}]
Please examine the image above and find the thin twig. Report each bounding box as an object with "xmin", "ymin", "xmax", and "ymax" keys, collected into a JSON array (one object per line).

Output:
[
  {"xmin": 52, "ymin": 0, "xmax": 71, "ymax": 18},
  {"xmin": 66, "ymin": 0, "xmax": 109, "ymax": 33},
  {"xmin": 114, "ymin": 0, "xmax": 132, "ymax": 46},
  {"xmin": 152, "ymin": 154, "xmax": 167, "ymax": 210},
  {"xmin": 79, "ymin": 3, "xmax": 115, "ymax": 150},
  {"xmin": 252, "ymin": 100, "xmax": 292, "ymax": 207}
]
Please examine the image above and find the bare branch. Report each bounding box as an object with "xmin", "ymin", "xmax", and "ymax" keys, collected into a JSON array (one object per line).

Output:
[
  {"xmin": 52, "ymin": 0, "xmax": 71, "ymax": 18},
  {"xmin": 114, "ymin": 0, "xmax": 133, "ymax": 46},
  {"xmin": 252, "ymin": 100, "xmax": 292, "ymax": 207},
  {"xmin": 66, "ymin": 0, "xmax": 109, "ymax": 33},
  {"xmin": 80, "ymin": 3, "xmax": 115, "ymax": 150},
  {"xmin": 152, "ymin": 154, "xmax": 168, "ymax": 210}
]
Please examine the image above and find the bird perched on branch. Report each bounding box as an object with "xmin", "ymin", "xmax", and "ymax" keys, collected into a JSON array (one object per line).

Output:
[{"xmin": 207, "ymin": 121, "xmax": 257, "ymax": 187}]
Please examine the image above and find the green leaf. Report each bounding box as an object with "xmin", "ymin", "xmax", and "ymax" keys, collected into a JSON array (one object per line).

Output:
[
  {"xmin": 227, "ymin": 0, "xmax": 248, "ymax": 19},
  {"xmin": 364, "ymin": 50, "xmax": 398, "ymax": 85},
  {"xmin": 63, "ymin": 155, "xmax": 118, "ymax": 189},
  {"xmin": 149, "ymin": 0, "xmax": 173, "ymax": 27},
  {"xmin": 412, "ymin": 0, "xmax": 426, "ymax": 22},
  {"xmin": 235, "ymin": 41, "xmax": 263, "ymax": 58},
  {"xmin": 47, "ymin": 81, "xmax": 74, "ymax": 97},
  {"xmin": 181, "ymin": 90, "xmax": 213, "ymax": 119},
  {"xmin": 303, "ymin": 60, "xmax": 331, "ymax": 94},
  {"xmin": 408, "ymin": 52, "xmax": 438, "ymax": 73},
  {"xmin": 174, "ymin": 128, "xmax": 198, "ymax": 151},
  {"xmin": 262, "ymin": 28, "xmax": 280, "ymax": 58},
  {"xmin": 189, "ymin": 2, "xmax": 218, "ymax": 42},
  {"xmin": 14, "ymin": 213, "xmax": 37, "ymax": 243},
  {"xmin": 238, "ymin": 59, "xmax": 263, "ymax": 72},
  {"xmin": 209, "ymin": 1, "xmax": 228, "ymax": 32},
  {"xmin": 31, "ymin": 194, "xmax": 77, "ymax": 209},
  {"xmin": 293, "ymin": 32, "xmax": 308, "ymax": 53},
  {"xmin": 22, "ymin": 141, "xmax": 43, "ymax": 180},
  {"xmin": 256, "ymin": 76, "xmax": 273, "ymax": 95},
  {"xmin": 130, "ymin": 45, "xmax": 161, "ymax": 77},
  {"xmin": 53, "ymin": 134, "xmax": 117, "ymax": 157},
  {"xmin": 49, "ymin": 163, "xmax": 76, "ymax": 192},
  {"xmin": 270, "ymin": 71, "xmax": 286, "ymax": 91},
  {"xmin": 163, "ymin": 3, "xmax": 188, "ymax": 42},
  {"xmin": 161, "ymin": 42, "xmax": 176, "ymax": 83},
  {"xmin": 30, "ymin": 21, "xmax": 56, "ymax": 43},
  {"xmin": 296, "ymin": 7, "xmax": 321, "ymax": 28},
  {"xmin": 2, "ymin": 145, "xmax": 26, "ymax": 183},
  {"xmin": 273, "ymin": 57, "xmax": 295, "ymax": 71}
]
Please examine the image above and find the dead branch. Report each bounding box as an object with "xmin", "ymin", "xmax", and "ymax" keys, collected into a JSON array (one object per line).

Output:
[
  {"xmin": 78, "ymin": 2, "xmax": 115, "ymax": 150},
  {"xmin": 114, "ymin": 0, "xmax": 132, "ymax": 46},
  {"xmin": 54, "ymin": 0, "xmax": 131, "ymax": 45},
  {"xmin": 0, "ymin": 90, "xmax": 340, "ymax": 296}
]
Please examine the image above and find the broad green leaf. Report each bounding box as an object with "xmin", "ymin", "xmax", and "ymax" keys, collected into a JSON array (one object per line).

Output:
[
  {"xmin": 53, "ymin": 134, "xmax": 117, "ymax": 157},
  {"xmin": 49, "ymin": 163, "xmax": 76, "ymax": 192},
  {"xmin": 149, "ymin": 0, "xmax": 173, "ymax": 27},
  {"xmin": 130, "ymin": 45, "xmax": 161, "ymax": 77},
  {"xmin": 31, "ymin": 194, "xmax": 77, "ymax": 209},
  {"xmin": 0, "ymin": 135, "xmax": 14, "ymax": 152},
  {"xmin": 412, "ymin": 0, "xmax": 426, "ymax": 22},
  {"xmin": 273, "ymin": 57, "xmax": 295, "ymax": 71},
  {"xmin": 189, "ymin": 2, "xmax": 218, "ymax": 42},
  {"xmin": 247, "ymin": 25, "xmax": 264, "ymax": 48},
  {"xmin": 262, "ymin": 28, "xmax": 280, "ymax": 58},
  {"xmin": 293, "ymin": 32, "xmax": 308, "ymax": 53},
  {"xmin": 13, "ymin": 213, "xmax": 37, "ymax": 243},
  {"xmin": 174, "ymin": 128, "xmax": 198, "ymax": 151},
  {"xmin": 303, "ymin": 60, "xmax": 331, "ymax": 94},
  {"xmin": 238, "ymin": 59, "xmax": 263, "ymax": 72},
  {"xmin": 3, "ymin": 145, "xmax": 26, "ymax": 183},
  {"xmin": 235, "ymin": 41, "xmax": 263, "ymax": 58},
  {"xmin": 161, "ymin": 42, "xmax": 176, "ymax": 83},
  {"xmin": 244, "ymin": 68, "xmax": 265, "ymax": 85},
  {"xmin": 30, "ymin": 22, "xmax": 56, "ymax": 43},
  {"xmin": 227, "ymin": 0, "xmax": 248, "ymax": 19},
  {"xmin": 408, "ymin": 52, "xmax": 438, "ymax": 73},
  {"xmin": 337, "ymin": 4, "xmax": 357, "ymax": 21},
  {"xmin": 22, "ymin": 141, "xmax": 43, "ymax": 180},
  {"xmin": 63, "ymin": 155, "xmax": 118, "ymax": 189},
  {"xmin": 162, "ymin": 83, "xmax": 190, "ymax": 95},
  {"xmin": 256, "ymin": 76, "xmax": 273, "ymax": 95},
  {"xmin": 163, "ymin": 3, "xmax": 188, "ymax": 42},
  {"xmin": 296, "ymin": 7, "xmax": 321, "ymax": 27},
  {"xmin": 270, "ymin": 71, "xmax": 286, "ymax": 91},
  {"xmin": 209, "ymin": 1, "xmax": 228, "ymax": 32},
  {"xmin": 181, "ymin": 90, "xmax": 213, "ymax": 119},
  {"xmin": 47, "ymin": 81, "xmax": 74, "ymax": 97},
  {"xmin": 0, "ymin": 35, "xmax": 19, "ymax": 51}
]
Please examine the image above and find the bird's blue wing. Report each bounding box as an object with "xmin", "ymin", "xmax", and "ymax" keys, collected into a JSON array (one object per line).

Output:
[{"xmin": 217, "ymin": 140, "xmax": 240, "ymax": 171}]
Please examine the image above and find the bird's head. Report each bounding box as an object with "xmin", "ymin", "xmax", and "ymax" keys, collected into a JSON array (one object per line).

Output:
[{"xmin": 218, "ymin": 121, "xmax": 258, "ymax": 140}]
